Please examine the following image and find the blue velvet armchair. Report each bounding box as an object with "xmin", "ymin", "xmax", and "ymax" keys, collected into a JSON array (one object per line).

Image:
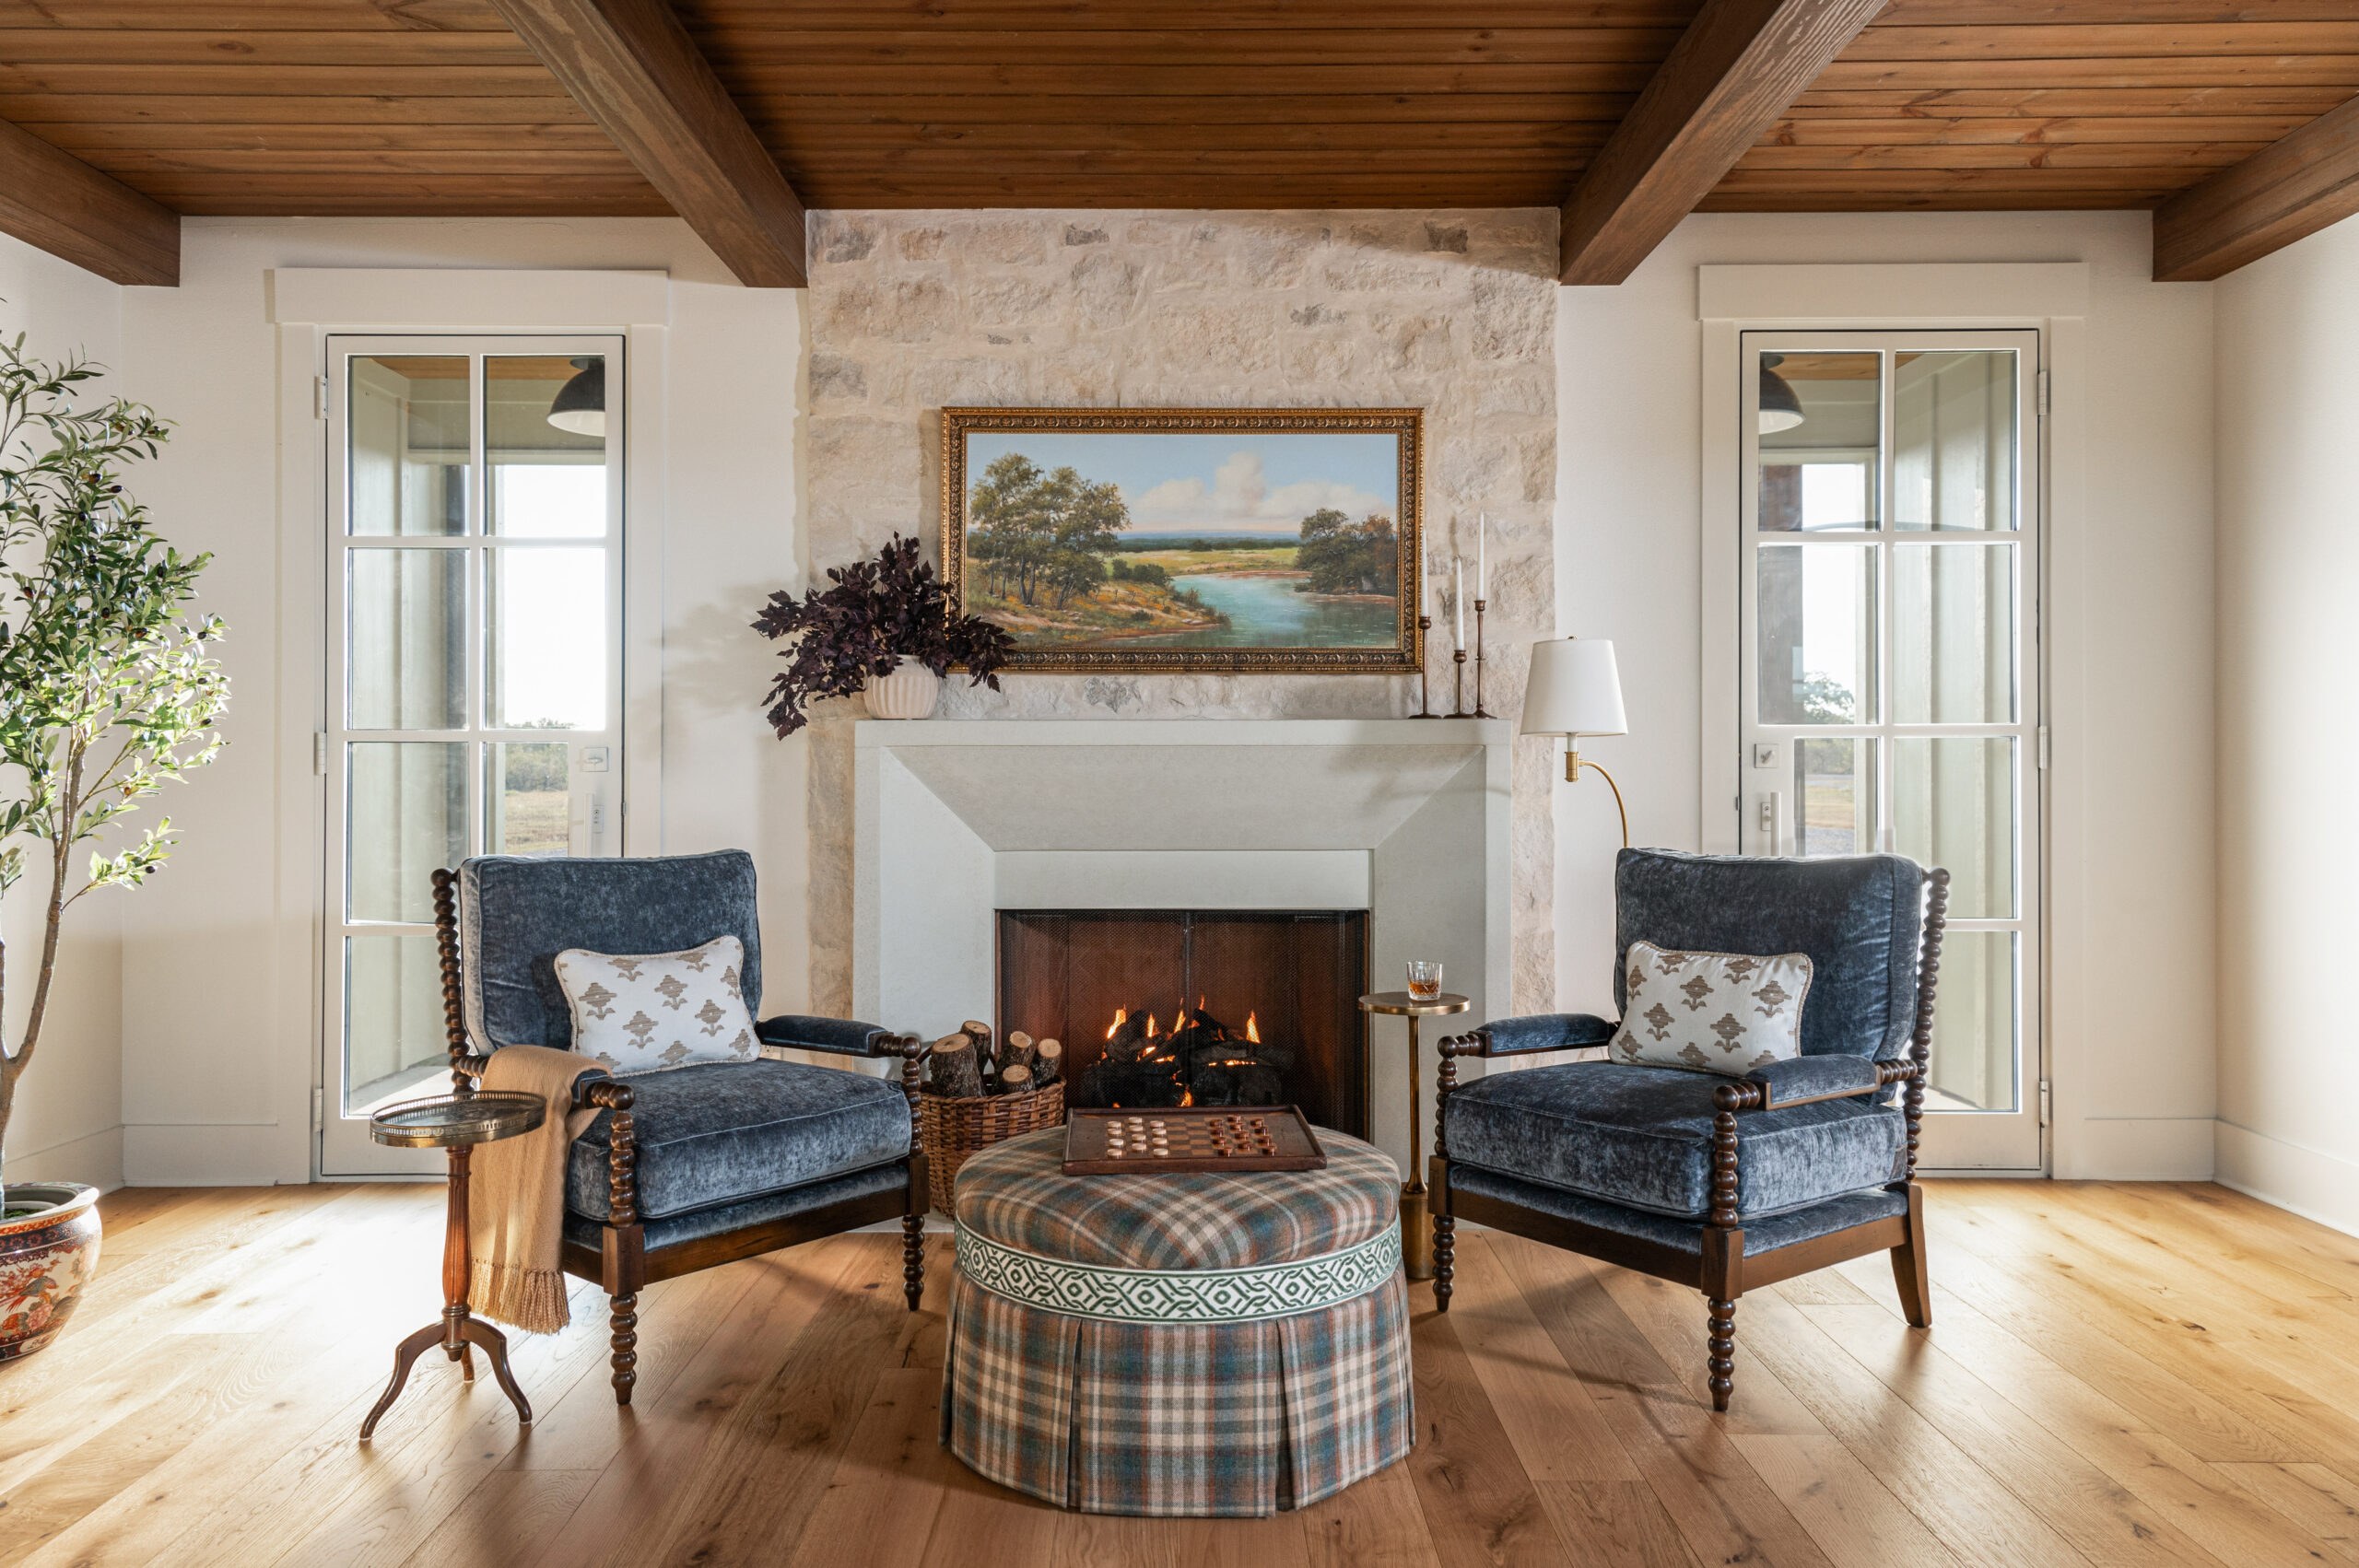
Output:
[
  {"xmin": 1432, "ymin": 848, "xmax": 1950, "ymax": 1411},
  {"xmin": 430, "ymin": 850, "xmax": 930, "ymax": 1404}
]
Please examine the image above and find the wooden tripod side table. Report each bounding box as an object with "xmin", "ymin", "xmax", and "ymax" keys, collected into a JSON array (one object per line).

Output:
[
  {"xmin": 1357, "ymin": 990, "xmax": 1469, "ymax": 1282},
  {"xmin": 359, "ymin": 1090, "xmax": 546, "ymax": 1441}
]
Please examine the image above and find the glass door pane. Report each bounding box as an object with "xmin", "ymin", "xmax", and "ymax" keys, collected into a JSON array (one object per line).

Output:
[
  {"xmin": 1739, "ymin": 330, "xmax": 2039, "ymax": 1169},
  {"xmin": 325, "ymin": 334, "xmax": 624, "ymax": 1174}
]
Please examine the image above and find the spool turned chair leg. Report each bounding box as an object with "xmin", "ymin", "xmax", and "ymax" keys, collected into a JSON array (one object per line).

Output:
[
  {"xmin": 1707, "ymin": 1297, "xmax": 1738, "ymax": 1412},
  {"xmin": 902, "ymin": 1214, "xmax": 925, "ymax": 1311},
  {"xmin": 1432, "ymin": 1211, "xmax": 1455, "ymax": 1311},
  {"xmin": 610, "ymin": 1293, "xmax": 639, "ymax": 1405}
]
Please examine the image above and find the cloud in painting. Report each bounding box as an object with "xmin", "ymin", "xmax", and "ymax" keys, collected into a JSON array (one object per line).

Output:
[{"xmin": 1125, "ymin": 451, "xmax": 1390, "ymax": 532}]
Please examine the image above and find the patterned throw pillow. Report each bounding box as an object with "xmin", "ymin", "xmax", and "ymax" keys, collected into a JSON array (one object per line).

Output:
[
  {"xmin": 1607, "ymin": 941, "xmax": 1814, "ymax": 1077},
  {"xmin": 553, "ymin": 935, "xmax": 759, "ymax": 1075}
]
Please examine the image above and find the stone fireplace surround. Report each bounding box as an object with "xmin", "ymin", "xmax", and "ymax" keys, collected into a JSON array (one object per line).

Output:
[
  {"xmin": 854, "ymin": 718, "xmax": 1509, "ymax": 1183},
  {"xmin": 801, "ymin": 208, "xmax": 1563, "ymax": 1042}
]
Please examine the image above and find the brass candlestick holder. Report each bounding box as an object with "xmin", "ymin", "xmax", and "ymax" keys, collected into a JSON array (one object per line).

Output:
[
  {"xmin": 1451, "ymin": 649, "xmax": 1470, "ymax": 716},
  {"xmin": 1414, "ymin": 615, "xmax": 1439, "ymax": 718},
  {"xmin": 1471, "ymin": 598, "xmax": 1494, "ymax": 718}
]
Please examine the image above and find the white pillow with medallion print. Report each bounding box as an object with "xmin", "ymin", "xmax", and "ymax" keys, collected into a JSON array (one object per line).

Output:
[
  {"xmin": 553, "ymin": 934, "xmax": 759, "ymax": 1075},
  {"xmin": 1607, "ymin": 941, "xmax": 1813, "ymax": 1077}
]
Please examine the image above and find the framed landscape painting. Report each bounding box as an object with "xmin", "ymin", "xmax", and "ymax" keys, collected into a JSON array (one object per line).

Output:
[{"xmin": 939, "ymin": 407, "xmax": 1424, "ymax": 673}]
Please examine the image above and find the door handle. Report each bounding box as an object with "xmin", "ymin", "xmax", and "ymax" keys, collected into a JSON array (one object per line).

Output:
[{"xmin": 1758, "ymin": 791, "xmax": 1780, "ymax": 851}]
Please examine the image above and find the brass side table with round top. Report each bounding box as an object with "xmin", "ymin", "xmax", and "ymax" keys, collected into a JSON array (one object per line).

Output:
[
  {"xmin": 1357, "ymin": 990, "xmax": 1469, "ymax": 1281},
  {"xmin": 359, "ymin": 1090, "xmax": 546, "ymax": 1440}
]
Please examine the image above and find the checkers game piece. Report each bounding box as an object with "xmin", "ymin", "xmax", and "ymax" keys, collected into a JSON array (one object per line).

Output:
[{"xmin": 1062, "ymin": 1106, "xmax": 1328, "ymax": 1175}]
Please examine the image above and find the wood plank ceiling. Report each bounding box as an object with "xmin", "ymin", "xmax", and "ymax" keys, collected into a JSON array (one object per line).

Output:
[{"xmin": 0, "ymin": 0, "xmax": 2355, "ymax": 277}]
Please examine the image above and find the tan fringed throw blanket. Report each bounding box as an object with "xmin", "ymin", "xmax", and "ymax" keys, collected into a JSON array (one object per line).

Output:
[{"xmin": 467, "ymin": 1046, "xmax": 605, "ymax": 1334}]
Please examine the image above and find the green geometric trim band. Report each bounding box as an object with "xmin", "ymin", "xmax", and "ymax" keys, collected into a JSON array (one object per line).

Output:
[{"xmin": 954, "ymin": 1221, "xmax": 1402, "ymax": 1325}]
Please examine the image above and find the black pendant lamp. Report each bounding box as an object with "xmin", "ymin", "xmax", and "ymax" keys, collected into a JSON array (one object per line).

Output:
[
  {"xmin": 546, "ymin": 356, "xmax": 605, "ymax": 438},
  {"xmin": 1759, "ymin": 353, "xmax": 1804, "ymax": 435}
]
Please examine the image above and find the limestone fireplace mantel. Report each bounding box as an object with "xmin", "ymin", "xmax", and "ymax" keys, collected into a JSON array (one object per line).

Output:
[{"xmin": 852, "ymin": 717, "xmax": 1510, "ymax": 1180}]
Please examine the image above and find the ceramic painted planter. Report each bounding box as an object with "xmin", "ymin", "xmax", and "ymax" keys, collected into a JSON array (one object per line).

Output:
[
  {"xmin": 0, "ymin": 1183, "xmax": 103, "ymax": 1361},
  {"xmin": 863, "ymin": 663, "xmax": 943, "ymax": 720}
]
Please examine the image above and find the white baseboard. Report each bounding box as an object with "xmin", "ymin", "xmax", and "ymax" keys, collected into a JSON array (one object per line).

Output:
[
  {"xmin": 123, "ymin": 1124, "xmax": 306, "ymax": 1187},
  {"xmin": 2214, "ymin": 1121, "xmax": 2359, "ymax": 1240},
  {"xmin": 1, "ymin": 1125, "xmax": 124, "ymax": 1193},
  {"xmin": 2054, "ymin": 1117, "xmax": 2216, "ymax": 1180}
]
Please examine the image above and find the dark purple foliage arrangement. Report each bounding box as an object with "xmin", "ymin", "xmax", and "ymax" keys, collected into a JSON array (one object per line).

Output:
[{"xmin": 754, "ymin": 533, "xmax": 1015, "ymax": 737}]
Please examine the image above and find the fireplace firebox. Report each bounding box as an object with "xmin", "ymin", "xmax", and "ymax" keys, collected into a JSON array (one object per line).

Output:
[{"xmin": 996, "ymin": 911, "xmax": 1369, "ymax": 1140}]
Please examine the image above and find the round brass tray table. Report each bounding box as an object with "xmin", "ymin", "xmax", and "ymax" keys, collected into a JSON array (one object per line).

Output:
[
  {"xmin": 1357, "ymin": 990, "xmax": 1469, "ymax": 1281},
  {"xmin": 359, "ymin": 1090, "xmax": 546, "ymax": 1440}
]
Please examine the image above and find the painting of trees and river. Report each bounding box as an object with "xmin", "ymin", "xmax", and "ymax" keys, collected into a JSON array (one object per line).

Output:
[{"xmin": 953, "ymin": 427, "xmax": 1410, "ymax": 657}]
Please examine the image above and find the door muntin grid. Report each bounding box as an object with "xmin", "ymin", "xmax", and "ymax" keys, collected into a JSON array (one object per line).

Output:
[
  {"xmin": 324, "ymin": 336, "xmax": 625, "ymax": 1168},
  {"xmin": 1739, "ymin": 332, "xmax": 2039, "ymax": 1135}
]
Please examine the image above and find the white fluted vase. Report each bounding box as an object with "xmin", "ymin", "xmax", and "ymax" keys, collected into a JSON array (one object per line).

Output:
[{"xmin": 863, "ymin": 662, "xmax": 943, "ymax": 720}]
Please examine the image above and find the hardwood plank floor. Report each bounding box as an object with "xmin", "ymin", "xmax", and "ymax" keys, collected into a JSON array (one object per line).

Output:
[{"xmin": 3, "ymin": 1180, "xmax": 2355, "ymax": 1567}]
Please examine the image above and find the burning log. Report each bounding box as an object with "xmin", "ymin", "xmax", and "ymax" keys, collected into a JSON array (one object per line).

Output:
[
  {"xmin": 1229, "ymin": 1063, "xmax": 1285, "ymax": 1106},
  {"xmin": 1102, "ymin": 1008, "xmax": 1151, "ymax": 1063}
]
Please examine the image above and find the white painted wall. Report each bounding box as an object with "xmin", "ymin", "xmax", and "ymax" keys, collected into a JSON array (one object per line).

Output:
[
  {"xmin": 1554, "ymin": 211, "xmax": 2218, "ymax": 1179},
  {"xmin": 6, "ymin": 204, "xmax": 2223, "ymax": 1188},
  {"xmin": 113, "ymin": 217, "xmax": 803, "ymax": 1183},
  {"xmin": 2213, "ymin": 210, "xmax": 2359, "ymax": 1234},
  {"xmin": 0, "ymin": 229, "xmax": 128, "ymax": 1191}
]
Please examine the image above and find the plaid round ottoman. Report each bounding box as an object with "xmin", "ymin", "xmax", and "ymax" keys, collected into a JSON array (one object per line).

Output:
[{"xmin": 941, "ymin": 1124, "xmax": 1413, "ymax": 1517}]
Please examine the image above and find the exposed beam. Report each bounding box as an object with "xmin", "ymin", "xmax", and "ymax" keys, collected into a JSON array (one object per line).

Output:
[
  {"xmin": 0, "ymin": 117, "xmax": 177, "ymax": 287},
  {"xmin": 484, "ymin": 0, "xmax": 806, "ymax": 287},
  {"xmin": 2152, "ymin": 92, "xmax": 2359, "ymax": 282},
  {"xmin": 1559, "ymin": 0, "xmax": 1888, "ymax": 286}
]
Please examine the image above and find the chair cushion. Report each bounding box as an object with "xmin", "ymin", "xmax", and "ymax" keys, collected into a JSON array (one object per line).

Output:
[
  {"xmin": 566, "ymin": 1059, "xmax": 910, "ymax": 1222},
  {"xmin": 461, "ymin": 850, "xmax": 762, "ymax": 1052},
  {"xmin": 1613, "ymin": 848, "xmax": 1926, "ymax": 1060},
  {"xmin": 1442, "ymin": 1060, "xmax": 1905, "ymax": 1221}
]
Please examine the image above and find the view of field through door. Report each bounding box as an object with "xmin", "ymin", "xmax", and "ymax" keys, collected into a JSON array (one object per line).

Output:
[
  {"xmin": 321, "ymin": 334, "xmax": 625, "ymax": 1176},
  {"xmin": 1737, "ymin": 330, "xmax": 2043, "ymax": 1171}
]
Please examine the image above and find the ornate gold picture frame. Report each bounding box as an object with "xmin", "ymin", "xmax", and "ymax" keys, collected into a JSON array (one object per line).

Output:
[{"xmin": 940, "ymin": 406, "xmax": 1424, "ymax": 674}]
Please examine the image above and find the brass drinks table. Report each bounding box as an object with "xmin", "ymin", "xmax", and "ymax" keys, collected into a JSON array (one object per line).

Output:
[
  {"xmin": 1357, "ymin": 990, "xmax": 1468, "ymax": 1281},
  {"xmin": 359, "ymin": 1090, "xmax": 545, "ymax": 1440}
]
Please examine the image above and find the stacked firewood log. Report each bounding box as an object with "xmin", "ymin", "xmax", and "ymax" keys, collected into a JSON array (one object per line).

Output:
[{"xmin": 923, "ymin": 1019, "xmax": 1062, "ymax": 1099}]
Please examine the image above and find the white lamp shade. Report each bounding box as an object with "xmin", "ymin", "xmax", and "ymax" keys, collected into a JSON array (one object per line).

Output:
[{"xmin": 1521, "ymin": 638, "xmax": 1627, "ymax": 738}]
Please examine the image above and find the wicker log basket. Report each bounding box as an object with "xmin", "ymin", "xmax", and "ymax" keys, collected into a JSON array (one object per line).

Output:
[{"xmin": 921, "ymin": 1080, "xmax": 1065, "ymax": 1216}]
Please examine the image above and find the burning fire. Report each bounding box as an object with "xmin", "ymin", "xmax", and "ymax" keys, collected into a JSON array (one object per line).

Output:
[
  {"xmin": 1105, "ymin": 1007, "xmax": 1127, "ymax": 1039},
  {"xmin": 1245, "ymin": 1012, "xmax": 1259, "ymax": 1044}
]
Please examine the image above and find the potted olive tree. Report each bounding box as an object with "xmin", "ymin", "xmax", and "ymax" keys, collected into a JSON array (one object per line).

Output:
[
  {"xmin": 0, "ymin": 333, "xmax": 228, "ymax": 1360},
  {"xmin": 754, "ymin": 532, "xmax": 1013, "ymax": 734}
]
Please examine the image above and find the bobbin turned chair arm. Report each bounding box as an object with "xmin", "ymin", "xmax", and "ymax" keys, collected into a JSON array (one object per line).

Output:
[
  {"xmin": 755, "ymin": 1015, "xmax": 904, "ymax": 1059},
  {"xmin": 1714, "ymin": 1055, "xmax": 1919, "ymax": 1114},
  {"xmin": 1449, "ymin": 1013, "xmax": 1619, "ymax": 1058}
]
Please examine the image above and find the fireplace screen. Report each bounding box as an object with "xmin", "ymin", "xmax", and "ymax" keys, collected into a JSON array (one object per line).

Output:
[{"xmin": 996, "ymin": 911, "xmax": 1368, "ymax": 1139}]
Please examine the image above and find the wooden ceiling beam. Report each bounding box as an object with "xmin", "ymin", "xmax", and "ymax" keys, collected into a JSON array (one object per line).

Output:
[
  {"xmin": 0, "ymin": 114, "xmax": 177, "ymax": 286},
  {"xmin": 2151, "ymin": 91, "xmax": 2359, "ymax": 281},
  {"xmin": 1559, "ymin": 0, "xmax": 1890, "ymax": 285},
  {"xmin": 483, "ymin": 0, "xmax": 806, "ymax": 287}
]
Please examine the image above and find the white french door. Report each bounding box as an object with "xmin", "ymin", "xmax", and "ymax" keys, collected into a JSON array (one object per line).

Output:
[
  {"xmin": 321, "ymin": 335, "xmax": 626, "ymax": 1175},
  {"xmin": 1736, "ymin": 331, "xmax": 2043, "ymax": 1171}
]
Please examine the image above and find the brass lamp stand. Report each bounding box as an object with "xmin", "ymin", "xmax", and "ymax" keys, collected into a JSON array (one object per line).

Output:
[
  {"xmin": 1357, "ymin": 989, "xmax": 1469, "ymax": 1281},
  {"xmin": 1565, "ymin": 744, "xmax": 1630, "ymax": 848}
]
